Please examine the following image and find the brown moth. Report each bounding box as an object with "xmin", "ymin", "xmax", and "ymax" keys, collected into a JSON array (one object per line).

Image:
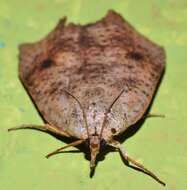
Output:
[{"xmin": 9, "ymin": 10, "xmax": 166, "ymax": 185}]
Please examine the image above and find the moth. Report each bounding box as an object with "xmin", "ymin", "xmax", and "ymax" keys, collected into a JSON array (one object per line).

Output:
[{"xmin": 9, "ymin": 10, "xmax": 166, "ymax": 185}]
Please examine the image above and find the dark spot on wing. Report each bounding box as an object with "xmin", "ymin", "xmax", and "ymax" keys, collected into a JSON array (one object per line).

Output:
[
  {"xmin": 91, "ymin": 102, "xmax": 96, "ymax": 106},
  {"xmin": 111, "ymin": 128, "xmax": 117, "ymax": 134},
  {"xmin": 49, "ymin": 86, "xmax": 58, "ymax": 95},
  {"xmin": 127, "ymin": 51, "xmax": 144, "ymax": 61},
  {"xmin": 127, "ymin": 64, "xmax": 134, "ymax": 70},
  {"xmin": 145, "ymin": 82, "xmax": 150, "ymax": 87},
  {"xmin": 141, "ymin": 89, "xmax": 149, "ymax": 97},
  {"xmin": 40, "ymin": 59, "xmax": 53, "ymax": 69}
]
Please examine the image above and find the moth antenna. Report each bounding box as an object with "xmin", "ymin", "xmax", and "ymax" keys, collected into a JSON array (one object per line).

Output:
[
  {"xmin": 99, "ymin": 89, "xmax": 125, "ymax": 138},
  {"xmin": 63, "ymin": 89, "xmax": 90, "ymax": 137}
]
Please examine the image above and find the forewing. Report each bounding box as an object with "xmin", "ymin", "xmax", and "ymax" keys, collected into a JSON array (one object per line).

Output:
[
  {"xmin": 78, "ymin": 11, "xmax": 165, "ymax": 136},
  {"xmin": 19, "ymin": 19, "xmax": 89, "ymax": 139}
]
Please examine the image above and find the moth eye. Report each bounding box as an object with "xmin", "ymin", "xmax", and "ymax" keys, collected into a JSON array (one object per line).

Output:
[
  {"xmin": 100, "ymin": 139, "xmax": 106, "ymax": 150},
  {"xmin": 85, "ymin": 138, "xmax": 90, "ymax": 148}
]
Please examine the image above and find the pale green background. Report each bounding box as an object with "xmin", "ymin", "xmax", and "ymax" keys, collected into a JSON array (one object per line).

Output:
[{"xmin": 0, "ymin": 0, "xmax": 187, "ymax": 189}]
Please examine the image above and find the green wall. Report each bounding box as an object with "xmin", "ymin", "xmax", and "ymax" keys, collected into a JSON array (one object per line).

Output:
[{"xmin": 0, "ymin": 0, "xmax": 187, "ymax": 189}]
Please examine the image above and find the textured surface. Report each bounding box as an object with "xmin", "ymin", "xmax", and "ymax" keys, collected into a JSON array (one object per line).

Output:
[
  {"xmin": 19, "ymin": 10, "xmax": 165, "ymax": 141},
  {"xmin": 0, "ymin": 0, "xmax": 187, "ymax": 190}
]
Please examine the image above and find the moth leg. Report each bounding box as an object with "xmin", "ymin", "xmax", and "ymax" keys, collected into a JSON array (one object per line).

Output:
[
  {"xmin": 145, "ymin": 113, "xmax": 165, "ymax": 118},
  {"xmin": 108, "ymin": 140, "xmax": 166, "ymax": 186},
  {"xmin": 8, "ymin": 124, "xmax": 70, "ymax": 137},
  {"xmin": 46, "ymin": 139, "xmax": 84, "ymax": 158}
]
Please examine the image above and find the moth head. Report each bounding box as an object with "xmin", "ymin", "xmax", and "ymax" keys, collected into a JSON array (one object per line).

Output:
[{"xmin": 86, "ymin": 135, "xmax": 106, "ymax": 171}]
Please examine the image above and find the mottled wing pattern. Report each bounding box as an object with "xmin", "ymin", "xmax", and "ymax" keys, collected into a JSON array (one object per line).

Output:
[
  {"xmin": 19, "ymin": 18, "xmax": 88, "ymax": 138},
  {"xmin": 19, "ymin": 11, "xmax": 165, "ymax": 140}
]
